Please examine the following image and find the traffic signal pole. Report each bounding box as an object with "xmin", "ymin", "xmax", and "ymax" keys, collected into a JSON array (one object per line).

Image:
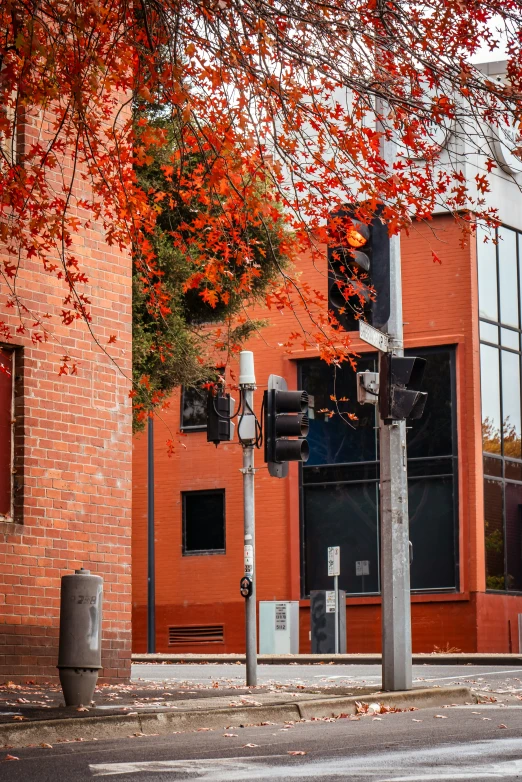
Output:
[
  {"xmin": 239, "ymin": 352, "xmax": 258, "ymax": 686},
  {"xmin": 378, "ymin": 104, "xmax": 413, "ymax": 692}
]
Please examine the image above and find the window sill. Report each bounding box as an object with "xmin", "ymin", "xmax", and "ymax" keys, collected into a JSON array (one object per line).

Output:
[{"xmin": 182, "ymin": 549, "xmax": 226, "ymax": 557}]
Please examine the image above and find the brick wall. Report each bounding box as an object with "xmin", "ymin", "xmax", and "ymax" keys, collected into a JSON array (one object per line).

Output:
[
  {"xmin": 0, "ymin": 110, "xmax": 132, "ymax": 683},
  {"xmin": 132, "ymin": 215, "xmax": 505, "ymax": 653}
]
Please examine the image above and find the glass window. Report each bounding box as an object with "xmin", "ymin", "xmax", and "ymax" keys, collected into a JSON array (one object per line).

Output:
[
  {"xmin": 480, "ymin": 321, "xmax": 498, "ymax": 343},
  {"xmin": 300, "ymin": 346, "xmax": 457, "ymax": 597},
  {"xmin": 498, "ymin": 227, "xmax": 519, "ymax": 327},
  {"xmin": 501, "ymin": 350, "xmax": 521, "ymax": 459},
  {"xmin": 484, "ymin": 478, "xmax": 504, "ymax": 590},
  {"xmin": 477, "ymin": 225, "xmax": 498, "ymax": 322},
  {"xmin": 480, "ymin": 344, "xmax": 501, "ymax": 454},
  {"xmin": 406, "ymin": 348, "xmax": 453, "ymax": 459},
  {"xmin": 0, "ymin": 348, "xmax": 13, "ymax": 518},
  {"xmin": 300, "ymin": 357, "xmax": 377, "ymax": 466},
  {"xmin": 182, "ymin": 490, "xmax": 225, "ymax": 554},
  {"xmin": 501, "ymin": 328, "xmax": 519, "ymax": 350},
  {"xmin": 409, "ymin": 476, "xmax": 456, "ymax": 590},
  {"xmin": 181, "ymin": 386, "xmax": 207, "ymax": 430},
  {"xmin": 505, "ymin": 483, "xmax": 522, "ymax": 591},
  {"xmin": 303, "ymin": 482, "xmax": 379, "ymax": 595}
]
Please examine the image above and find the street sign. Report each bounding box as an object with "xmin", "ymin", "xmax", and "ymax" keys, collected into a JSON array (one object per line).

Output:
[
  {"xmin": 356, "ymin": 560, "xmax": 370, "ymax": 576},
  {"xmin": 359, "ymin": 321, "xmax": 390, "ymax": 352},
  {"xmin": 328, "ymin": 546, "xmax": 340, "ymax": 576},
  {"xmin": 275, "ymin": 602, "xmax": 287, "ymax": 631}
]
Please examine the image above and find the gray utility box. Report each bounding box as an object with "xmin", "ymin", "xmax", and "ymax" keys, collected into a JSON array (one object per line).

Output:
[
  {"xmin": 310, "ymin": 590, "xmax": 346, "ymax": 654},
  {"xmin": 259, "ymin": 601, "xmax": 299, "ymax": 654}
]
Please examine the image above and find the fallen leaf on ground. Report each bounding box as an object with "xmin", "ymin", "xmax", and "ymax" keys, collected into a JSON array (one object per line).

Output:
[
  {"xmin": 434, "ymin": 715, "xmax": 447, "ymax": 719},
  {"xmin": 412, "ymin": 719, "xmax": 423, "ymax": 722},
  {"xmin": 372, "ymin": 717, "xmax": 382, "ymax": 721},
  {"xmin": 223, "ymin": 733, "xmax": 238, "ymax": 737},
  {"xmin": 498, "ymin": 724, "xmax": 508, "ymax": 729},
  {"xmin": 482, "ymin": 718, "xmax": 492, "ymax": 721},
  {"xmin": 288, "ymin": 750, "xmax": 307, "ymax": 756},
  {"xmin": 3, "ymin": 755, "xmax": 19, "ymax": 761},
  {"xmin": 40, "ymin": 743, "xmax": 53, "ymax": 748},
  {"xmin": 242, "ymin": 743, "xmax": 259, "ymax": 748},
  {"xmin": 12, "ymin": 715, "xmax": 26, "ymax": 721},
  {"xmin": 76, "ymin": 707, "xmax": 89, "ymax": 712}
]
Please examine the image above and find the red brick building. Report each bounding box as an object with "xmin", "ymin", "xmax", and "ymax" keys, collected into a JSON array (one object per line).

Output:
[
  {"xmin": 0, "ymin": 137, "xmax": 133, "ymax": 681},
  {"xmin": 133, "ymin": 207, "xmax": 522, "ymax": 655}
]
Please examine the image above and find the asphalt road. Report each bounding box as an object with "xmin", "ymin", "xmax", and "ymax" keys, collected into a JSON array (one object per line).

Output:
[
  {"xmin": 3, "ymin": 703, "xmax": 522, "ymax": 780},
  {"xmin": 131, "ymin": 663, "xmax": 522, "ymax": 695}
]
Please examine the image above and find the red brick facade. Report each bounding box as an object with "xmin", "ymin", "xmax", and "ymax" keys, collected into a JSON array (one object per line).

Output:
[
  {"xmin": 0, "ymin": 121, "xmax": 132, "ymax": 683},
  {"xmin": 132, "ymin": 214, "xmax": 522, "ymax": 655}
]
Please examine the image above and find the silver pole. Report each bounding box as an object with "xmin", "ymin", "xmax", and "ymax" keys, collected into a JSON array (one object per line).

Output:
[
  {"xmin": 334, "ymin": 574, "xmax": 339, "ymax": 654},
  {"xmin": 242, "ymin": 384, "xmax": 258, "ymax": 687},
  {"xmin": 377, "ymin": 100, "xmax": 412, "ymax": 692}
]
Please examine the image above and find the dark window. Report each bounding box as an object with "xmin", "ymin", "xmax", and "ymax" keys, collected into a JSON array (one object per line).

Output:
[
  {"xmin": 300, "ymin": 346, "xmax": 458, "ymax": 597},
  {"xmin": 182, "ymin": 490, "xmax": 225, "ymax": 554},
  {"xmin": 181, "ymin": 386, "xmax": 207, "ymax": 431},
  {"xmin": 0, "ymin": 348, "xmax": 13, "ymax": 519},
  {"xmin": 478, "ymin": 223, "xmax": 522, "ymax": 591}
]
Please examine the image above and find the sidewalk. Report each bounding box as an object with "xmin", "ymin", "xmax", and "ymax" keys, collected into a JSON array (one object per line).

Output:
[{"xmin": 0, "ymin": 677, "xmax": 477, "ymax": 749}]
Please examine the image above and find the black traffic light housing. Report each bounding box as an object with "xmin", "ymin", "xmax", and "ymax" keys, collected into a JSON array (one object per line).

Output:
[
  {"xmin": 206, "ymin": 389, "xmax": 234, "ymax": 445},
  {"xmin": 264, "ymin": 375, "xmax": 310, "ymax": 478},
  {"xmin": 379, "ymin": 354, "xmax": 428, "ymax": 423},
  {"xmin": 328, "ymin": 204, "xmax": 390, "ymax": 331}
]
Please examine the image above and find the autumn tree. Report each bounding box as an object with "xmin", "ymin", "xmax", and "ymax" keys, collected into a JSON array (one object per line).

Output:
[
  {"xmin": 1, "ymin": 0, "xmax": 521, "ymax": 402},
  {"xmin": 132, "ymin": 110, "xmax": 291, "ymax": 427}
]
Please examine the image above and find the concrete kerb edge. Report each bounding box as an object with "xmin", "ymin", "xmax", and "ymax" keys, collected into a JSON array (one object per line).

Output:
[
  {"xmin": 0, "ymin": 686, "xmax": 475, "ymax": 749},
  {"xmin": 131, "ymin": 653, "xmax": 522, "ymax": 665}
]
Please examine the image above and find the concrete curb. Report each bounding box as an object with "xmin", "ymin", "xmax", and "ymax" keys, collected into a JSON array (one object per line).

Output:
[
  {"xmin": 0, "ymin": 686, "xmax": 475, "ymax": 749},
  {"xmin": 132, "ymin": 653, "xmax": 522, "ymax": 666}
]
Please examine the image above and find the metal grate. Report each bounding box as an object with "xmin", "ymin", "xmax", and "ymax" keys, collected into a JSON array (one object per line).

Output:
[{"xmin": 168, "ymin": 624, "xmax": 224, "ymax": 646}]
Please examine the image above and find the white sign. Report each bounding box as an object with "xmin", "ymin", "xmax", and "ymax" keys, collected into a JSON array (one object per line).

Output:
[
  {"xmin": 275, "ymin": 602, "xmax": 287, "ymax": 631},
  {"xmin": 244, "ymin": 545, "xmax": 254, "ymax": 575},
  {"xmin": 356, "ymin": 560, "xmax": 370, "ymax": 576},
  {"xmin": 359, "ymin": 321, "xmax": 389, "ymax": 352},
  {"xmin": 328, "ymin": 546, "xmax": 340, "ymax": 577},
  {"xmin": 326, "ymin": 591, "xmax": 337, "ymax": 613}
]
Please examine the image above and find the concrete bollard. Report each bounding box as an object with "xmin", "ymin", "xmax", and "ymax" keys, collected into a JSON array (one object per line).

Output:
[{"xmin": 57, "ymin": 568, "xmax": 103, "ymax": 706}]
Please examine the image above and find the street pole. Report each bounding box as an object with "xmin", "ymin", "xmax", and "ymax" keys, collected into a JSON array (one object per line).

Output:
[
  {"xmin": 239, "ymin": 351, "xmax": 258, "ymax": 686},
  {"xmin": 147, "ymin": 415, "xmax": 156, "ymax": 654},
  {"xmin": 334, "ymin": 574, "xmax": 339, "ymax": 654},
  {"xmin": 377, "ymin": 100, "xmax": 412, "ymax": 691}
]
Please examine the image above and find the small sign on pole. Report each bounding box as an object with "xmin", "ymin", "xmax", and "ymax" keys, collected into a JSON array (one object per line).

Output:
[
  {"xmin": 328, "ymin": 546, "xmax": 340, "ymax": 577},
  {"xmin": 359, "ymin": 321, "xmax": 390, "ymax": 353}
]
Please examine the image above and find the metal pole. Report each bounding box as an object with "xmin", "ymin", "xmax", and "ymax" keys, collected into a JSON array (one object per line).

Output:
[
  {"xmin": 377, "ymin": 101, "xmax": 412, "ymax": 692},
  {"xmin": 147, "ymin": 416, "xmax": 156, "ymax": 654},
  {"xmin": 242, "ymin": 384, "xmax": 258, "ymax": 686},
  {"xmin": 334, "ymin": 575, "xmax": 340, "ymax": 654}
]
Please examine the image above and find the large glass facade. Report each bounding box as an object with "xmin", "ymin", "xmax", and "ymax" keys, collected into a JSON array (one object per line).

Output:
[
  {"xmin": 478, "ymin": 224, "xmax": 522, "ymax": 591},
  {"xmin": 300, "ymin": 347, "xmax": 458, "ymax": 597}
]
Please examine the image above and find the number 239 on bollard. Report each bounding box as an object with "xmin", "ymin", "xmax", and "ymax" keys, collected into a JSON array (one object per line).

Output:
[{"xmin": 240, "ymin": 576, "xmax": 253, "ymax": 598}]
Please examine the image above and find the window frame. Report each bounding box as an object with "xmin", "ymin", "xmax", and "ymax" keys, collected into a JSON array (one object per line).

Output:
[
  {"xmin": 478, "ymin": 222, "xmax": 522, "ymax": 593},
  {"xmin": 181, "ymin": 488, "xmax": 226, "ymax": 556}
]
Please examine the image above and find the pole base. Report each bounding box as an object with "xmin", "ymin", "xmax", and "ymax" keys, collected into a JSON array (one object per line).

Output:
[{"xmin": 58, "ymin": 667, "xmax": 99, "ymax": 706}]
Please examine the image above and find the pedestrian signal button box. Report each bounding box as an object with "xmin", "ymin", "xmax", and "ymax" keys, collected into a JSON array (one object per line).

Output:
[{"xmin": 259, "ymin": 601, "xmax": 299, "ymax": 654}]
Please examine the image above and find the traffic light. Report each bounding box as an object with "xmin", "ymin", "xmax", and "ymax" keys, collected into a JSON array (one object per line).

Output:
[
  {"xmin": 327, "ymin": 204, "xmax": 390, "ymax": 331},
  {"xmin": 378, "ymin": 354, "xmax": 428, "ymax": 423},
  {"xmin": 206, "ymin": 389, "xmax": 235, "ymax": 445},
  {"xmin": 263, "ymin": 374, "xmax": 310, "ymax": 478}
]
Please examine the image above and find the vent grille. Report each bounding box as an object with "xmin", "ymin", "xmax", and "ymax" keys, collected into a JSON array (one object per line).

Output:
[{"xmin": 168, "ymin": 624, "xmax": 224, "ymax": 646}]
